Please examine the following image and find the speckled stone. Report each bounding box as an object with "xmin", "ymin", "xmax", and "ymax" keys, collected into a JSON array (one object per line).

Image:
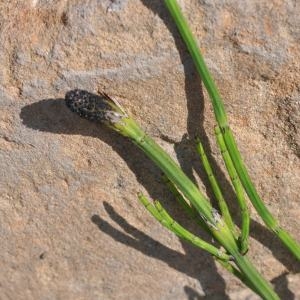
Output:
[{"xmin": 0, "ymin": 1, "xmax": 299, "ymax": 299}]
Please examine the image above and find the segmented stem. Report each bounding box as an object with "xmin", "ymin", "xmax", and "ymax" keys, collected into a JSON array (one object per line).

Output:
[
  {"xmin": 138, "ymin": 193, "xmax": 261, "ymax": 293},
  {"xmin": 139, "ymin": 192, "xmax": 259, "ymax": 295},
  {"xmin": 65, "ymin": 90, "xmax": 238, "ymax": 253},
  {"xmin": 164, "ymin": 0, "xmax": 300, "ymax": 260},
  {"xmin": 162, "ymin": 174, "xmax": 198, "ymax": 219},
  {"xmin": 222, "ymin": 127, "xmax": 300, "ymax": 258},
  {"xmin": 139, "ymin": 193, "xmax": 278, "ymax": 300},
  {"xmin": 163, "ymin": 174, "xmax": 215, "ymax": 237},
  {"xmin": 138, "ymin": 194, "xmax": 230, "ymax": 261},
  {"xmin": 215, "ymin": 126, "xmax": 250, "ymax": 254},
  {"xmin": 195, "ymin": 138, "xmax": 237, "ymax": 237},
  {"xmin": 141, "ymin": 185, "xmax": 258, "ymax": 293},
  {"xmin": 217, "ymin": 259, "xmax": 261, "ymax": 296}
]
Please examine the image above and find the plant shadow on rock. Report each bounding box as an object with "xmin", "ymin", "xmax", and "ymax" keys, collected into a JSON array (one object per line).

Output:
[
  {"xmin": 20, "ymin": 1, "xmax": 299, "ymax": 298},
  {"xmin": 20, "ymin": 95, "xmax": 298, "ymax": 300},
  {"xmin": 20, "ymin": 97, "xmax": 231, "ymax": 299}
]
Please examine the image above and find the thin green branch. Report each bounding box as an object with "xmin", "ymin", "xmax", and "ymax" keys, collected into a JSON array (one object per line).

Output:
[
  {"xmin": 195, "ymin": 137, "xmax": 237, "ymax": 237},
  {"xmin": 222, "ymin": 126, "xmax": 300, "ymax": 259},
  {"xmin": 138, "ymin": 193, "xmax": 259, "ymax": 292},
  {"xmin": 138, "ymin": 193, "xmax": 231, "ymax": 261},
  {"xmin": 164, "ymin": 0, "xmax": 300, "ymax": 260},
  {"xmin": 162, "ymin": 175, "xmax": 212, "ymax": 231},
  {"xmin": 215, "ymin": 126, "xmax": 250, "ymax": 254},
  {"xmin": 162, "ymin": 174, "xmax": 198, "ymax": 219},
  {"xmin": 139, "ymin": 193, "xmax": 274, "ymax": 299},
  {"xmin": 163, "ymin": 174, "xmax": 220, "ymax": 240},
  {"xmin": 217, "ymin": 259, "xmax": 261, "ymax": 296}
]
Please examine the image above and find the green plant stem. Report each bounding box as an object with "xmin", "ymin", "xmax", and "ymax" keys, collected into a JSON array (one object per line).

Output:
[
  {"xmin": 195, "ymin": 138, "xmax": 237, "ymax": 237},
  {"xmin": 65, "ymin": 90, "xmax": 279, "ymax": 299},
  {"xmin": 139, "ymin": 194, "xmax": 261, "ymax": 294},
  {"xmin": 138, "ymin": 193, "xmax": 230, "ymax": 261},
  {"xmin": 121, "ymin": 118, "xmax": 238, "ymax": 250},
  {"xmin": 120, "ymin": 117, "xmax": 278, "ymax": 300},
  {"xmin": 164, "ymin": 0, "xmax": 300, "ymax": 260},
  {"xmin": 125, "ymin": 118, "xmax": 239, "ymax": 247},
  {"xmin": 162, "ymin": 175, "xmax": 198, "ymax": 218},
  {"xmin": 162, "ymin": 175, "xmax": 211, "ymax": 233},
  {"xmin": 233, "ymin": 253, "xmax": 279, "ymax": 300},
  {"xmin": 164, "ymin": 0, "xmax": 227, "ymax": 128},
  {"xmin": 217, "ymin": 259, "xmax": 262, "ymax": 297},
  {"xmin": 139, "ymin": 192, "xmax": 276, "ymax": 299},
  {"xmin": 215, "ymin": 126, "xmax": 250, "ymax": 254},
  {"xmin": 222, "ymin": 127, "xmax": 300, "ymax": 259}
]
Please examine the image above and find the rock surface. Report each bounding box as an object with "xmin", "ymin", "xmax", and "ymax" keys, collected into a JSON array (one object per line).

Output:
[{"xmin": 1, "ymin": 0, "xmax": 299, "ymax": 299}]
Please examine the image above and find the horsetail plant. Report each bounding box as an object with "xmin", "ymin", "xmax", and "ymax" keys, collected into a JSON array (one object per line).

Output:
[
  {"xmin": 66, "ymin": 89, "xmax": 279, "ymax": 299},
  {"xmin": 195, "ymin": 138, "xmax": 238, "ymax": 238},
  {"xmin": 64, "ymin": 1, "xmax": 299, "ymax": 299},
  {"xmin": 164, "ymin": 0, "xmax": 300, "ymax": 260},
  {"xmin": 214, "ymin": 126, "xmax": 250, "ymax": 254},
  {"xmin": 138, "ymin": 193, "xmax": 231, "ymax": 262}
]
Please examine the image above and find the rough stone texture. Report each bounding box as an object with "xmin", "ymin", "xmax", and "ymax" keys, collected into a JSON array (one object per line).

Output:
[{"xmin": 0, "ymin": 0, "xmax": 299, "ymax": 299}]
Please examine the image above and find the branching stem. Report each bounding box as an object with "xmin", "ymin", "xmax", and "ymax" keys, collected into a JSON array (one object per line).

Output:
[
  {"xmin": 164, "ymin": 0, "xmax": 300, "ymax": 261},
  {"xmin": 195, "ymin": 138, "xmax": 237, "ymax": 237},
  {"xmin": 138, "ymin": 193, "xmax": 230, "ymax": 261},
  {"xmin": 215, "ymin": 126, "xmax": 250, "ymax": 254}
]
